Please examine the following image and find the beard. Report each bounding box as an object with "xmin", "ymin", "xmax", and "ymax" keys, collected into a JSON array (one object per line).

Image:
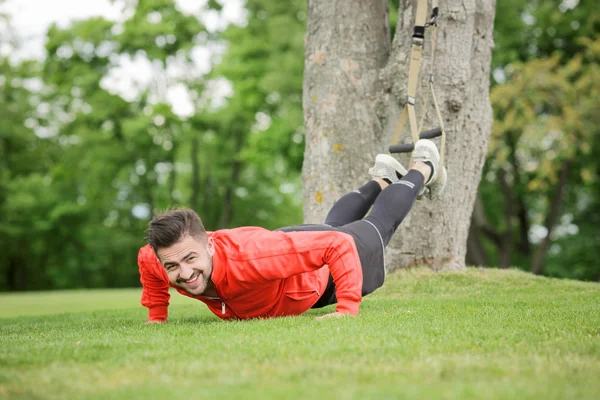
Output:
[{"xmin": 177, "ymin": 270, "xmax": 209, "ymax": 296}]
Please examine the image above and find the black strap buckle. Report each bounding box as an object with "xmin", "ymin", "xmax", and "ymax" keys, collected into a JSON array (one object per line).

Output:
[
  {"xmin": 412, "ymin": 25, "xmax": 425, "ymax": 39},
  {"xmin": 426, "ymin": 7, "xmax": 439, "ymax": 27}
]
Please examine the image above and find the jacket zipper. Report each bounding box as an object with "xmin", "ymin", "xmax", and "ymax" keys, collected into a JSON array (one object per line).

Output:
[
  {"xmin": 212, "ymin": 286, "xmax": 238, "ymax": 318},
  {"xmin": 201, "ymin": 295, "xmax": 227, "ymax": 316}
]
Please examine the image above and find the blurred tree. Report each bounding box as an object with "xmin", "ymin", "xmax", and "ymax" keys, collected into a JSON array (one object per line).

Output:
[
  {"xmin": 0, "ymin": 11, "xmax": 72, "ymax": 290},
  {"xmin": 196, "ymin": 0, "xmax": 306, "ymax": 229},
  {"xmin": 1, "ymin": 1, "xmax": 209, "ymax": 290},
  {"xmin": 0, "ymin": 0, "xmax": 307, "ymax": 290},
  {"xmin": 492, "ymin": 0, "xmax": 599, "ymax": 70},
  {"xmin": 0, "ymin": 57, "xmax": 59, "ymax": 290},
  {"xmin": 32, "ymin": 0, "xmax": 208, "ymax": 288},
  {"xmin": 468, "ymin": 0, "xmax": 600, "ymax": 280},
  {"xmin": 2, "ymin": 0, "xmax": 598, "ymax": 290}
]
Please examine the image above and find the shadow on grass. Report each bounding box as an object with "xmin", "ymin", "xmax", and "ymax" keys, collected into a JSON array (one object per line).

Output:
[{"xmin": 158, "ymin": 316, "xmax": 222, "ymax": 326}]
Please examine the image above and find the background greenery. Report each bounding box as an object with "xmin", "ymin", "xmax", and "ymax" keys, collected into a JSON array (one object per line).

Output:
[{"xmin": 0, "ymin": 0, "xmax": 598, "ymax": 291}]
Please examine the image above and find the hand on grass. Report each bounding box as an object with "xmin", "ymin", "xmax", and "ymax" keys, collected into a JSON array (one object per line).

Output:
[
  {"xmin": 146, "ymin": 320, "xmax": 166, "ymax": 325},
  {"xmin": 315, "ymin": 312, "xmax": 348, "ymax": 320}
]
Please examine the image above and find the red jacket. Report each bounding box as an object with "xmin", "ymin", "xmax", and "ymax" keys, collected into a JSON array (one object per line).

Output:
[{"xmin": 138, "ymin": 226, "xmax": 363, "ymax": 321}]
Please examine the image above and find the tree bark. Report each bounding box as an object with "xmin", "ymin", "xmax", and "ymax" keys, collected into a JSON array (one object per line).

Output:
[
  {"xmin": 303, "ymin": 0, "xmax": 391, "ymax": 221},
  {"xmin": 303, "ymin": 0, "xmax": 496, "ymax": 271}
]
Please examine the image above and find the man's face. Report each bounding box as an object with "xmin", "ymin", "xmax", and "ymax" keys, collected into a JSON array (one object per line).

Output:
[{"xmin": 158, "ymin": 234, "xmax": 214, "ymax": 296}]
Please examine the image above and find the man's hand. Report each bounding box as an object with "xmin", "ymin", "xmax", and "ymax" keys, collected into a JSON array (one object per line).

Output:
[{"xmin": 315, "ymin": 312, "xmax": 350, "ymax": 320}]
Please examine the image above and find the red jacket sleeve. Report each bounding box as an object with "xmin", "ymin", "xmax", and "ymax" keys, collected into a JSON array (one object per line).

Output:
[
  {"xmin": 138, "ymin": 245, "xmax": 170, "ymax": 322},
  {"xmin": 226, "ymin": 229, "xmax": 363, "ymax": 315}
]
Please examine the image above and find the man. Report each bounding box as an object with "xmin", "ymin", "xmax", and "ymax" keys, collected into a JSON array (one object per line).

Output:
[{"xmin": 137, "ymin": 139, "xmax": 447, "ymax": 323}]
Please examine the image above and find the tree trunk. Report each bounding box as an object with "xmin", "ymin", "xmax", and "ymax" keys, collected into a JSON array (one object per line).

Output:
[
  {"xmin": 303, "ymin": 0, "xmax": 391, "ymax": 221},
  {"xmin": 531, "ymin": 162, "xmax": 571, "ymax": 275},
  {"xmin": 202, "ymin": 157, "xmax": 215, "ymax": 227},
  {"xmin": 7, "ymin": 256, "xmax": 26, "ymax": 291},
  {"xmin": 466, "ymin": 222, "xmax": 489, "ymax": 266},
  {"xmin": 467, "ymin": 194, "xmax": 494, "ymax": 266},
  {"xmin": 506, "ymin": 131, "xmax": 530, "ymax": 254},
  {"xmin": 217, "ymin": 130, "xmax": 244, "ymax": 229},
  {"xmin": 190, "ymin": 135, "xmax": 200, "ymax": 211},
  {"xmin": 169, "ymin": 143, "xmax": 177, "ymax": 205},
  {"xmin": 217, "ymin": 158, "xmax": 241, "ymax": 229},
  {"xmin": 497, "ymin": 167, "xmax": 513, "ymax": 268},
  {"xmin": 303, "ymin": 0, "xmax": 496, "ymax": 271}
]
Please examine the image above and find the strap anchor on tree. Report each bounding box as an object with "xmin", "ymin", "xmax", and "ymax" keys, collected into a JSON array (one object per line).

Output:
[{"xmin": 389, "ymin": 0, "xmax": 446, "ymax": 182}]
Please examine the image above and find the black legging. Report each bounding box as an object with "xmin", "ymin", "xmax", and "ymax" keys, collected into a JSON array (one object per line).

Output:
[
  {"xmin": 324, "ymin": 170, "xmax": 424, "ymax": 246},
  {"xmin": 308, "ymin": 170, "xmax": 425, "ymax": 308}
]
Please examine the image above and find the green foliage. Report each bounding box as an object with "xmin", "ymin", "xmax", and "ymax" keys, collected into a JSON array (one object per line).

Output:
[
  {"xmin": 2, "ymin": 0, "xmax": 598, "ymax": 290},
  {"xmin": 474, "ymin": 1, "xmax": 600, "ymax": 279},
  {"xmin": 0, "ymin": 0, "xmax": 306, "ymax": 291},
  {"xmin": 215, "ymin": 0, "xmax": 306, "ymax": 172},
  {"xmin": 493, "ymin": 0, "xmax": 600, "ymax": 71},
  {"xmin": 1, "ymin": 269, "xmax": 599, "ymax": 399},
  {"xmin": 119, "ymin": 0, "xmax": 204, "ymax": 63},
  {"xmin": 490, "ymin": 50, "xmax": 598, "ymax": 190}
]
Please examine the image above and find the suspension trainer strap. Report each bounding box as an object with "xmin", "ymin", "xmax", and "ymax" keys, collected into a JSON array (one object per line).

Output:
[
  {"xmin": 390, "ymin": 0, "xmax": 446, "ymax": 183},
  {"xmin": 417, "ymin": 0, "xmax": 446, "ymax": 176},
  {"xmin": 390, "ymin": 0, "xmax": 429, "ymax": 147}
]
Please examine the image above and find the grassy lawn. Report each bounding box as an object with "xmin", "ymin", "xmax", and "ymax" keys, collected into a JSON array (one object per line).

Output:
[{"xmin": 1, "ymin": 268, "xmax": 599, "ymax": 399}]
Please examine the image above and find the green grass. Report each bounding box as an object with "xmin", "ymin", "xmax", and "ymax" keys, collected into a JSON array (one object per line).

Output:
[{"xmin": 1, "ymin": 268, "xmax": 599, "ymax": 400}]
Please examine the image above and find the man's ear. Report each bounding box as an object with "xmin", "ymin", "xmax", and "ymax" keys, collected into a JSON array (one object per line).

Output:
[{"xmin": 206, "ymin": 237, "xmax": 215, "ymax": 256}]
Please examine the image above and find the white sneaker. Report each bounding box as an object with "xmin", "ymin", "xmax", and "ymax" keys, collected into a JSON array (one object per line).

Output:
[
  {"xmin": 412, "ymin": 139, "xmax": 447, "ymax": 198},
  {"xmin": 368, "ymin": 154, "xmax": 408, "ymax": 184}
]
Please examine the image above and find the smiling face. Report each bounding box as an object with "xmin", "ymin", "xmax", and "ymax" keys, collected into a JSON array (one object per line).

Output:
[{"xmin": 158, "ymin": 234, "xmax": 215, "ymax": 296}]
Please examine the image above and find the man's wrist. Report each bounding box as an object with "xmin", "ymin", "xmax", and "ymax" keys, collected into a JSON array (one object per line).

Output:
[
  {"xmin": 335, "ymin": 299, "xmax": 360, "ymax": 316},
  {"xmin": 148, "ymin": 305, "xmax": 169, "ymax": 321},
  {"xmin": 146, "ymin": 319, "xmax": 167, "ymax": 324}
]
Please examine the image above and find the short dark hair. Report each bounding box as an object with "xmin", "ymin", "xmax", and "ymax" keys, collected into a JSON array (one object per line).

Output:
[{"xmin": 145, "ymin": 208, "xmax": 207, "ymax": 251}]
